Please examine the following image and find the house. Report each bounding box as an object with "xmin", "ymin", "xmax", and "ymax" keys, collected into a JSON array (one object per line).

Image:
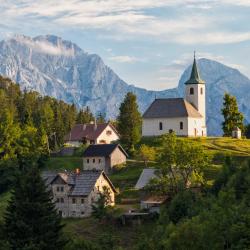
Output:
[
  {"xmin": 135, "ymin": 168, "xmax": 158, "ymax": 189},
  {"xmin": 83, "ymin": 144, "xmax": 128, "ymax": 174},
  {"xmin": 142, "ymin": 55, "xmax": 207, "ymax": 137},
  {"xmin": 42, "ymin": 170, "xmax": 116, "ymax": 218},
  {"xmin": 140, "ymin": 196, "xmax": 167, "ymax": 214},
  {"xmin": 64, "ymin": 122, "xmax": 119, "ymax": 147},
  {"xmin": 232, "ymin": 127, "xmax": 241, "ymax": 139}
]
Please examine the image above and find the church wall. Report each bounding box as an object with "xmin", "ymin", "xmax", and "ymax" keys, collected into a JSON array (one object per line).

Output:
[
  {"xmin": 142, "ymin": 117, "xmax": 189, "ymax": 136},
  {"xmin": 187, "ymin": 117, "xmax": 206, "ymax": 137}
]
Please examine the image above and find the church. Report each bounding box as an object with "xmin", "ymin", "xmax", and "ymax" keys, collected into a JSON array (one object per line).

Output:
[{"xmin": 142, "ymin": 55, "xmax": 207, "ymax": 137}]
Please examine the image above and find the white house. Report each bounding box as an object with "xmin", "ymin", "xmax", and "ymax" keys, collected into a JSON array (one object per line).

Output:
[
  {"xmin": 142, "ymin": 55, "xmax": 207, "ymax": 137},
  {"xmin": 42, "ymin": 170, "xmax": 117, "ymax": 218},
  {"xmin": 64, "ymin": 122, "xmax": 120, "ymax": 146},
  {"xmin": 83, "ymin": 144, "xmax": 128, "ymax": 174}
]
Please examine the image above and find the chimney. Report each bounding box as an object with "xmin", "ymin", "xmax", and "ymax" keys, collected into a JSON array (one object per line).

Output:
[
  {"xmin": 94, "ymin": 118, "xmax": 97, "ymax": 131},
  {"xmin": 75, "ymin": 168, "xmax": 80, "ymax": 175}
]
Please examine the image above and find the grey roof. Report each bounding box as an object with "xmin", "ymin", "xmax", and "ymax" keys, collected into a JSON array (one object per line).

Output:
[
  {"xmin": 135, "ymin": 168, "xmax": 158, "ymax": 189},
  {"xmin": 185, "ymin": 56, "xmax": 205, "ymax": 85},
  {"xmin": 83, "ymin": 144, "xmax": 128, "ymax": 157},
  {"xmin": 42, "ymin": 171, "xmax": 57, "ymax": 186},
  {"xmin": 42, "ymin": 170, "xmax": 116, "ymax": 197},
  {"xmin": 143, "ymin": 98, "xmax": 202, "ymax": 119}
]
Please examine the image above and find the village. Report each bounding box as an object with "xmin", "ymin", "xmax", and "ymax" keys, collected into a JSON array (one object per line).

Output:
[{"xmin": 41, "ymin": 55, "xmax": 243, "ymax": 223}]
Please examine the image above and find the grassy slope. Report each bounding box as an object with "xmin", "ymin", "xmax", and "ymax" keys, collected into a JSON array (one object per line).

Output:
[{"xmin": 1, "ymin": 137, "xmax": 250, "ymax": 249}]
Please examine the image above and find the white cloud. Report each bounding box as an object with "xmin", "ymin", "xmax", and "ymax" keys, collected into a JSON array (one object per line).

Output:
[
  {"xmin": 108, "ymin": 55, "xmax": 142, "ymax": 63},
  {"xmin": 12, "ymin": 35, "xmax": 74, "ymax": 56},
  {"xmin": 1, "ymin": 0, "xmax": 250, "ymax": 46}
]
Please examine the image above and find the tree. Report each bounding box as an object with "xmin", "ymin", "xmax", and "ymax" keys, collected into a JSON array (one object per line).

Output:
[
  {"xmin": 97, "ymin": 112, "xmax": 106, "ymax": 124},
  {"xmin": 138, "ymin": 144, "xmax": 156, "ymax": 167},
  {"xmin": 4, "ymin": 167, "xmax": 66, "ymax": 249},
  {"xmin": 92, "ymin": 187, "xmax": 112, "ymax": 221},
  {"xmin": 76, "ymin": 106, "xmax": 94, "ymax": 124},
  {"xmin": 221, "ymin": 93, "xmax": 244, "ymax": 136},
  {"xmin": 157, "ymin": 133, "xmax": 209, "ymax": 195},
  {"xmin": 117, "ymin": 92, "xmax": 142, "ymax": 154}
]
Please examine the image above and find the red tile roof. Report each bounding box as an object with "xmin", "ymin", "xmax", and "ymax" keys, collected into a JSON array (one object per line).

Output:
[{"xmin": 64, "ymin": 123, "xmax": 118, "ymax": 142}]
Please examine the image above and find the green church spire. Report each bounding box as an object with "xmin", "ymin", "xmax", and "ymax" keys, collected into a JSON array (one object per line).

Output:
[{"xmin": 185, "ymin": 52, "xmax": 205, "ymax": 85}]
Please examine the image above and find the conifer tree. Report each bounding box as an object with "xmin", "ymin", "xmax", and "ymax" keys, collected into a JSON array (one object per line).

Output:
[
  {"xmin": 117, "ymin": 92, "xmax": 142, "ymax": 153},
  {"xmin": 97, "ymin": 112, "xmax": 106, "ymax": 124},
  {"xmin": 4, "ymin": 167, "xmax": 66, "ymax": 250},
  {"xmin": 221, "ymin": 93, "xmax": 244, "ymax": 136},
  {"xmin": 76, "ymin": 106, "xmax": 94, "ymax": 124}
]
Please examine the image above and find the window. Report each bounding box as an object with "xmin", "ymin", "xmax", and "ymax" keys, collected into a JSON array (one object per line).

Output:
[
  {"xmin": 87, "ymin": 159, "xmax": 89, "ymax": 163},
  {"xmin": 56, "ymin": 198, "xmax": 60, "ymax": 203},
  {"xmin": 97, "ymin": 186, "xmax": 100, "ymax": 191},
  {"xmin": 190, "ymin": 87, "xmax": 194, "ymax": 95},
  {"xmin": 56, "ymin": 187, "xmax": 60, "ymax": 192},
  {"xmin": 169, "ymin": 129, "xmax": 173, "ymax": 134},
  {"xmin": 159, "ymin": 122, "xmax": 163, "ymax": 130},
  {"xmin": 81, "ymin": 198, "xmax": 84, "ymax": 204},
  {"xmin": 60, "ymin": 198, "xmax": 64, "ymax": 203},
  {"xmin": 60, "ymin": 186, "xmax": 64, "ymax": 192},
  {"xmin": 99, "ymin": 159, "xmax": 101, "ymax": 163},
  {"xmin": 93, "ymin": 159, "xmax": 95, "ymax": 163},
  {"xmin": 200, "ymin": 87, "xmax": 203, "ymax": 95},
  {"xmin": 81, "ymin": 211, "xmax": 85, "ymax": 215},
  {"xmin": 58, "ymin": 210, "xmax": 62, "ymax": 217},
  {"xmin": 72, "ymin": 198, "xmax": 76, "ymax": 204},
  {"xmin": 106, "ymin": 130, "xmax": 112, "ymax": 136},
  {"xmin": 180, "ymin": 122, "xmax": 183, "ymax": 130}
]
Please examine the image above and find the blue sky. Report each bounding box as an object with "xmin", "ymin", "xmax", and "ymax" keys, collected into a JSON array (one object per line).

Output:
[{"xmin": 1, "ymin": 0, "xmax": 250, "ymax": 90}]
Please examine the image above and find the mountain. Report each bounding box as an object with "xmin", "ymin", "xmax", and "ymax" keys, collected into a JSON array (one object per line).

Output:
[{"xmin": 0, "ymin": 35, "xmax": 250, "ymax": 136}]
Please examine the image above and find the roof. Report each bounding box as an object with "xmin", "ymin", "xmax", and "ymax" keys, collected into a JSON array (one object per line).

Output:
[
  {"xmin": 42, "ymin": 170, "xmax": 116, "ymax": 197},
  {"xmin": 42, "ymin": 171, "xmax": 57, "ymax": 187},
  {"xmin": 143, "ymin": 98, "xmax": 203, "ymax": 119},
  {"xmin": 135, "ymin": 168, "xmax": 158, "ymax": 189},
  {"xmin": 64, "ymin": 122, "xmax": 118, "ymax": 142},
  {"xmin": 141, "ymin": 196, "xmax": 168, "ymax": 204},
  {"xmin": 83, "ymin": 144, "xmax": 128, "ymax": 157},
  {"xmin": 185, "ymin": 56, "xmax": 205, "ymax": 85}
]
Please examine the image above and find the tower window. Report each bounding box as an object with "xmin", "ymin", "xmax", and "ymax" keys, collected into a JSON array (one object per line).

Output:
[
  {"xmin": 200, "ymin": 87, "xmax": 203, "ymax": 95},
  {"xmin": 180, "ymin": 122, "xmax": 183, "ymax": 130},
  {"xmin": 190, "ymin": 87, "xmax": 194, "ymax": 95},
  {"xmin": 159, "ymin": 122, "xmax": 163, "ymax": 130}
]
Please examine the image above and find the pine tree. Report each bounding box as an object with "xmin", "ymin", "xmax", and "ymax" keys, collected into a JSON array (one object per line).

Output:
[
  {"xmin": 97, "ymin": 112, "xmax": 106, "ymax": 124},
  {"xmin": 76, "ymin": 106, "xmax": 94, "ymax": 124},
  {"xmin": 117, "ymin": 92, "xmax": 142, "ymax": 153},
  {"xmin": 221, "ymin": 93, "xmax": 244, "ymax": 136},
  {"xmin": 4, "ymin": 167, "xmax": 66, "ymax": 250}
]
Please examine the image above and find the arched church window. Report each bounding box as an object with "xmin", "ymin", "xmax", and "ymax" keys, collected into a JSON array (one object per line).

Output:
[
  {"xmin": 180, "ymin": 122, "xmax": 183, "ymax": 130},
  {"xmin": 200, "ymin": 87, "xmax": 203, "ymax": 95},
  {"xmin": 159, "ymin": 122, "xmax": 163, "ymax": 130},
  {"xmin": 190, "ymin": 87, "xmax": 194, "ymax": 95}
]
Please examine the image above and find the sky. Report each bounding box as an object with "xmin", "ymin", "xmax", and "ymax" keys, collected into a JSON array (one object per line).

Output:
[{"xmin": 1, "ymin": 0, "xmax": 250, "ymax": 90}]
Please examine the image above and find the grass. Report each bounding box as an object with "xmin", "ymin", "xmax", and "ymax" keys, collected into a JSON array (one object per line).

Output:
[
  {"xmin": 63, "ymin": 217, "xmax": 154, "ymax": 249},
  {"xmin": 44, "ymin": 156, "xmax": 82, "ymax": 171}
]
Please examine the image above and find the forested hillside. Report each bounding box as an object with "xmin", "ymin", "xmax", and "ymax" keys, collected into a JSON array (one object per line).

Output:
[{"xmin": 0, "ymin": 75, "xmax": 81, "ymax": 193}]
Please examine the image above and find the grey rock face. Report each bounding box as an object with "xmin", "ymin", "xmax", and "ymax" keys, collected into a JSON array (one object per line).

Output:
[{"xmin": 0, "ymin": 35, "xmax": 249, "ymax": 136}]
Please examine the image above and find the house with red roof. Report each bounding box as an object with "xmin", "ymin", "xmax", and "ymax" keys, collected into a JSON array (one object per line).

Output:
[{"xmin": 64, "ymin": 122, "xmax": 120, "ymax": 146}]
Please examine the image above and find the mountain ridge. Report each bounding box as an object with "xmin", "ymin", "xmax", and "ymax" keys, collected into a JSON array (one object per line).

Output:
[{"xmin": 0, "ymin": 34, "xmax": 250, "ymax": 136}]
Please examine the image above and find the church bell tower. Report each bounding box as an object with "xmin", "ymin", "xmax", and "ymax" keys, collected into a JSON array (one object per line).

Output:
[{"xmin": 185, "ymin": 53, "xmax": 206, "ymax": 121}]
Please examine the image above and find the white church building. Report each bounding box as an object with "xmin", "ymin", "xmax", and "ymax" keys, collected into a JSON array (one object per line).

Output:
[{"xmin": 142, "ymin": 55, "xmax": 207, "ymax": 137}]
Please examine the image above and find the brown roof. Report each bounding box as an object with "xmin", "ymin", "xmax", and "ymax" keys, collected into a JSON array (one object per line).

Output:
[
  {"xmin": 64, "ymin": 122, "xmax": 118, "ymax": 142},
  {"xmin": 141, "ymin": 196, "xmax": 168, "ymax": 204},
  {"xmin": 143, "ymin": 98, "xmax": 202, "ymax": 118}
]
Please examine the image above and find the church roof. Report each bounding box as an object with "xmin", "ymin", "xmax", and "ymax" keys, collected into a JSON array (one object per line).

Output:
[
  {"xmin": 185, "ymin": 55, "xmax": 205, "ymax": 85},
  {"xmin": 143, "ymin": 98, "xmax": 203, "ymax": 118}
]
